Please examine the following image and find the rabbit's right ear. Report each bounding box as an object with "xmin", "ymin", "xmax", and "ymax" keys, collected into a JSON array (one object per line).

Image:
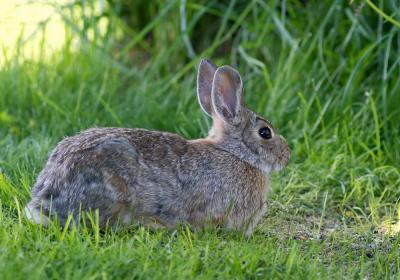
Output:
[
  {"xmin": 197, "ymin": 59, "xmax": 217, "ymax": 117},
  {"xmin": 211, "ymin": 66, "xmax": 243, "ymax": 125}
]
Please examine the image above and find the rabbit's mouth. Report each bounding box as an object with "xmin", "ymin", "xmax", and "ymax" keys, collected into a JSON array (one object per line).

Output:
[
  {"xmin": 272, "ymin": 161, "xmax": 286, "ymax": 172},
  {"xmin": 258, "ymin": 158, "xmax": 286, "ymax": 173},
  {"xmin": 256, "ymin": 146, "xmax": 290, "ymax": 173},
  {"xmin": 271, "ymin": 151, "xmax": 290, "ymax": 172}
]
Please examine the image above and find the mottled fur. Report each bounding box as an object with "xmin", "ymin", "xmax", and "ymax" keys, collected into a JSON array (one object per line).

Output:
[{"xmin": 25, "ymin": 59, "xmax": 290, "ymax": 236}]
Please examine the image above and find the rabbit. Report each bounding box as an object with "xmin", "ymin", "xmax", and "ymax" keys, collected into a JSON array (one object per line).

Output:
[{"xmin": 25, "ymin": 59, "xmax": 290, "ymax": 236}]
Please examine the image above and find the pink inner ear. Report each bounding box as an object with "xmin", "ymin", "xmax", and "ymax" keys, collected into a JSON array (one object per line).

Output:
[{"xmin": 218, "ymin": 71, "xmax": 238, "ymax": 114}]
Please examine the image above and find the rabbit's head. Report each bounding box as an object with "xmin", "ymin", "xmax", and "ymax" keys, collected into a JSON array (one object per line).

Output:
[{"xmin": 197, "ymin": 59, "xmax": 290, "ymax": 173}]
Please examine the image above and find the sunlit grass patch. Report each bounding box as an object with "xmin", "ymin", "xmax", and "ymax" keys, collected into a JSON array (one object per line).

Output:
[{"xmin": 0, "ymin": 1, "xmax": 70, "ymax": 60}]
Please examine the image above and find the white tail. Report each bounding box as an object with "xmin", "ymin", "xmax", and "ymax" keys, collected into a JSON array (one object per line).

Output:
[{"xmin": 24, "ymin": 204, "xmax": 49, "ymax": 226}]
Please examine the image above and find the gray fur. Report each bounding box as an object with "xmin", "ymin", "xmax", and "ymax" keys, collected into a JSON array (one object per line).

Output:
[{"xmin": 25, "ymin": 59, "xmax": 290, "ymax": 236}]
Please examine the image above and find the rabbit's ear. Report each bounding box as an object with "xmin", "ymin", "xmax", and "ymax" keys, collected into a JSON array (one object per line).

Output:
[
  {"xmin": 197, "ymin": 59, "xmax": 217, "ymax": 117},
  {"xmin": 211, "ymin": 66, "xmax": 243, "ymax": 124}
]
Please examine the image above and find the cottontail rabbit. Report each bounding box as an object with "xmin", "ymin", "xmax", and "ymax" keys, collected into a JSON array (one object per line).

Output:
[{"xmin": 25, "ymin": 59, "xmax": 290, "ymax": 236}]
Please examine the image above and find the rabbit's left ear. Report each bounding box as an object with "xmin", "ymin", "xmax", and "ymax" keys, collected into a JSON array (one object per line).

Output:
[
  {"xmin": 211, "ymin": 66, "xmax": 243, "ymax": 124},
  {"xmin": 197, "ymin": 59, "xmax": 217, "ymax": 117}
]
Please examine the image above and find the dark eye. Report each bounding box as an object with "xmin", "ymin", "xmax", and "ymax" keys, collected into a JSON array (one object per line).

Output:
[{"xmin": 258, "ymin": 127, "xmax": 272, "ymax": 139}]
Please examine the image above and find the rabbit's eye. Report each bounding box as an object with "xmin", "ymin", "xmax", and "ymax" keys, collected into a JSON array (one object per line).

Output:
[{"xmin": 258, "ymin": 127, "xmax": 272, "ymax": 139}]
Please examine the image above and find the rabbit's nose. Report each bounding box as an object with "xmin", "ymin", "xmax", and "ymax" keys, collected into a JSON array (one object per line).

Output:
[{"xmin": 278, "ymin": 136, "xmax": 291, "ymax": 164}]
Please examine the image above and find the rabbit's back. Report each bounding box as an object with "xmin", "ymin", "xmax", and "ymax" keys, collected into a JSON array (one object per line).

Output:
[{"xmin": 27, "ymin": 127, "xmax": 192, "ymax": 227}]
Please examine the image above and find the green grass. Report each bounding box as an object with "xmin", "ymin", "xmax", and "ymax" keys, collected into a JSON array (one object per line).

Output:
[{"xmin": 1, "ymin": 0, "xmax": 400, "ymax": 279}]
